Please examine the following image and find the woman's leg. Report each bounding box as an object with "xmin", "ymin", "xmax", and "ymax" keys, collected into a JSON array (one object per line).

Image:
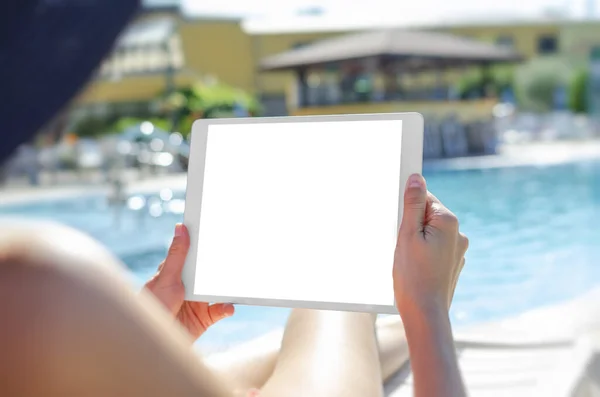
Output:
[
  {"xmin": 258, "ymin": 310, "xmax": 383, "ymax": 397},
  {"xmin": 376, "ymin": 316, "xmax": 410, "ymax": 382},
  {"xmin": 0, "ymin": 221, "xmax": 235, "ymax": 397},
  {"xmin": 205, "ymin": 330, "xmax": 282, "ymax": 394},
  {"xmin": 207, "ymin": 315, "xmax": 409, "ymax": 394},
  {"xmin": 0, "ymin": 221, "xmax": 409, "ymax": 397}
]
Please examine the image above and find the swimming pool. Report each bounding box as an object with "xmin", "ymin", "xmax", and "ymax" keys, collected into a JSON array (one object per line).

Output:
[{"xmin": 3, "ymin": 160, "xmax": 600, "ymax": 352}]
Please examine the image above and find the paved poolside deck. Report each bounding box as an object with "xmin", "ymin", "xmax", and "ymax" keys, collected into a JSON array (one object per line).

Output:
[
  {"xmin": 3, "ymin": 140, "xmax": 600, "ymax": 206},
  {"xmin": 0, "ymin": 172, "xmax": 188, "ymax": 206},
  {"xmin": 424, "ymin": 140, "xmax": 600, "ymax": 171}
]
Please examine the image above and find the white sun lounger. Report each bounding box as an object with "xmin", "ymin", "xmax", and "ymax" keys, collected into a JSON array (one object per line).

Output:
[
  {"xmin": 384, "ymin": 338, "xmax": 590, "ymax": 397},
  {"xmin": 385, "ymin": 288, "xmax": 600, "ymax": 397}
]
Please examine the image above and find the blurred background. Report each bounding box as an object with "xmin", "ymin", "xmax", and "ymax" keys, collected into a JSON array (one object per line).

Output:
[{"xmin": 3, "ymin": 0, "xmax": 600, "ymax": 394}]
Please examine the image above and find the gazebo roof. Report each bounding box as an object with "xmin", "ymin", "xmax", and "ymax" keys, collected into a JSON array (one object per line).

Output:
[{"xmin": 260, "ymin": 29, "xmax": 522, "ymax": 71}]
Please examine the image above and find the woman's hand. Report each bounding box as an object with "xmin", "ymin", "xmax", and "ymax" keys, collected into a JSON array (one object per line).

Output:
[
  {"xmin": 144, "ymin": 224, "xmax": 234, "ymax": 341},
  {"xmin": 393, "ymin": 174, "xmax": 468, "ymax": 397},
  {"xmin": 394, "ymin": 174, "xmax": 468, "ymax": 316}
]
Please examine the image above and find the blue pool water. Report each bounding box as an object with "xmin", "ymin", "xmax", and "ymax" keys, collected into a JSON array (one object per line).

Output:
[{"xmin": 3, "ymin": 160, "xmax": 600, "ymax": 351}]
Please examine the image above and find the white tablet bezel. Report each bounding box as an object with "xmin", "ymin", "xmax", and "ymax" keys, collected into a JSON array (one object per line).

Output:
[{"xmin": 182, "ymin": 112, "xmax": 424, "ymax": 314}]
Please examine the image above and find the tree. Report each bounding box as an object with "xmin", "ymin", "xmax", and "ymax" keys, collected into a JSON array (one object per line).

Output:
[
  {"xmin": 71, "ymin": 80, "xmax": 261, "ymax": 138},
  {"xmin": 513, "ymin": 57, "xmax": 573, "ymax": 112},
  {"xmin": 568, "ymin": 68, "xmax": 589, "ymax": 114},
  {"xmin": 158, "ymin": 81, "xmax": 262, "ymax": 137}
]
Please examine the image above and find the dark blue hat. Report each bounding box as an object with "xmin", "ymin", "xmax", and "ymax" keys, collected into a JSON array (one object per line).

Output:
[{"xmin": 0, "ymin": 0, "xmax": 140, "ymax": 163}]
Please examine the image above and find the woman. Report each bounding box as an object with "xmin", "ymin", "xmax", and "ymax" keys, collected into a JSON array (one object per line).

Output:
[
  {"xmin": 1, "ymin": 2, "xmax": 468, "ymax": 395},
  {"xmin": 0, "ymin": 174, "xmax": 468, "ymax": 397}
]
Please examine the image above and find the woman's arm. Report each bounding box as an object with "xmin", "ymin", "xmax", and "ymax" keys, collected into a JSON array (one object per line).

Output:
[
  {"xmin": 402, "ymin": 304, "xmax": 466, "ymax": 397},
  {"xmin": 394, "ymin": 174, "xmax": 468, "ymax": 397}
]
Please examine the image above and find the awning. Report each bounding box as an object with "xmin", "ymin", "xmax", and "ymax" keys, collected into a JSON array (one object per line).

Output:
[{"xmin": 260, "ymin": 29, "xmax": 522, "ymax": 71}]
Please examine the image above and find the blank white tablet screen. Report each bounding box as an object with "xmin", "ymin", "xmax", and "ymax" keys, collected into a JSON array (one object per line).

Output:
[{"xmin": 194, "ymin": 120, "xmax": 402, "ymax": 307}]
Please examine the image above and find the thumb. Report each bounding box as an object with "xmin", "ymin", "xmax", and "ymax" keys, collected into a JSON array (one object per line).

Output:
[
  {"xmin": 161, "ymin": 223, "xmax": 190, "ymax": 283},
  {"xmin": 400, "ymin": 174, "xmax": 428, "ymax": 235},
  {"xmin": 207, "ymin": 303, "xmax": 235, "ymax": 325}
]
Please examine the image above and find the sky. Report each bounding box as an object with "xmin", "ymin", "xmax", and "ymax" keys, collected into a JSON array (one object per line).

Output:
[
  {"xmin": 150, "ymin": 0, "xmax": 598, "ymax": 33},
  {"xmin": 182, "ymin": 0, "xmax": 568, "ymax": 17}
]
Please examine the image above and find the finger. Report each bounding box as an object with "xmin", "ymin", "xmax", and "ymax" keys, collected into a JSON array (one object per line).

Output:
[
  {"xmin": 148, "ymin": 261, "xmax": 165, "ymax": 281},
  {"xmin": 400, "ymin": 174, "xmax": 428, "ymax": 236},
  {"xmin": 423, "ymin": 192, "xmax": 441, "ymax": 226},
  {"xmin": 161, "ymin": 223, "xmax": 191, "ymax": 283},
  {"xmin": 455, "ymin": 257, "xmax": 466, "ymax": 293},
  {"xmin": 427, "ymin": 191, "xmax": 441, "ymax": 205},
  {"xmin": 208, "ymin": 303, "xmax": 235, "ymax": 325},
  {"xmin": 458, "ymin": 233, "xmax": 469, "ymax": 257},
  {"xmin": 147, "ymin": 261, "xmax": 166, "ymax": 286},
  {"xmin": 448, "ymin": 235, "xmax": 467, "ymax": 309},
  {"xmin": 429, "ymin": 204, "xmax": 459, "ymax": 234},
  {"xmin": 148, "ymin": 264, "xmax": 163, "ymax": 284},
  {"xmin": 449, "ymin": 257, "xmax": 466, "ymax": 308}
]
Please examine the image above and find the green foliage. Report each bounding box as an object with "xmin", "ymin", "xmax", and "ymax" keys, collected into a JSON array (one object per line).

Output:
[
  {"xmin": 455, "ymin": 69, "xmax": 484, "ymax": 99},
  {"xmin": 72, "ymin": 115, "xmax": 171, "ymax": 137},
  {"xmin": 454, "ymin": 65, "xmax": 515, "ymax": 99},
  {"xmin": 158, "ymin": 81, "xmax": 262, "ymax": 137},
  {"xmin": 72, "ymin": 116, "xmax": 117, "ymax": 138},
  {"xmin": 72, "ymin": 101, "xmax": 159, "ymax": 137},
  {"xmin": 453, "ymin": 57, "xmax": 581, "ymax": 112},
  {"xmin": 194, "ymin": 82, "xmax": 259, "ymax": 110},
  {"xmin": 490, "ymin": 65, "xmax": 515, "ymax": 93},
  {"xmin": 513, "ymin": 57, "xmax": 572, "ymax": 112},
  {"xmin": 72, "ymin": 80, "xmax": 261, "ymax": 138},
  {"xmin": 176, "ymin": 116, "xmax": 195, "ymax": 138},
  {"xmin": 568, "ymin": 69, "xmax": 589, "ymax": 113},
  {"xmin": 111, "ymin": 117, "xmax": 170, "ymax": 133}
]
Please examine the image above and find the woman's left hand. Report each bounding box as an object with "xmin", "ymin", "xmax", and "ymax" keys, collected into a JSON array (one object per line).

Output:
[{"xmin": 144, "ymin": 224, "xmax": 234, "ymax": 341}]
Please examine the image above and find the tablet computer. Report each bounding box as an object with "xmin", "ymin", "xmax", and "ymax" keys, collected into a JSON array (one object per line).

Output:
[{"xmin": 182, "ymin": 112, "xmax": 423, "ymax": 314}]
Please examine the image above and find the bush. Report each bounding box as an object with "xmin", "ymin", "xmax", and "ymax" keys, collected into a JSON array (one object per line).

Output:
[
  {"xmin": 455, "ymin": 69, "xmax": 484, "ymax": 99},
  {"xmin": 158, "ymin": 81, "xmax": 262, "ymax": 137},
  {"xmin": 490, "ymin": 65, "xmax": 515, "ymax": 94},
  {"xmin": 72, "ymin": 80, "xmax": 261, "ymax": 138},
  {"xmin": 514, "ymin": 57, "xmax": 573, "ymax": 112},
  {"xmin": 568, "ymin": 69, "xmax": 589, "ymax": 113},
  {"xmin": 454, "ymin": 65, "xmax": 515, "ymax": 99},
  {"xmin": 72, "ymin": 116, "xmax": 117, "ymax": 137}
]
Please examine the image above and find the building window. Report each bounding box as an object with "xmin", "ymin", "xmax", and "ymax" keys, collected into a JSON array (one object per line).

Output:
[
  {"xmin": 496, "ymin": 35, "xmax": 514, "ymax": 49},
  {"xmin": 537, "ymin": 35, "xmax": 558, "ymax": 54}
]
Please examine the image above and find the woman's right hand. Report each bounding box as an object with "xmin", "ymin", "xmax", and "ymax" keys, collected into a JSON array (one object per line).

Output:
[{"xmin": 393, "ymin": 173, "xmax": 468, "ymax": 318}]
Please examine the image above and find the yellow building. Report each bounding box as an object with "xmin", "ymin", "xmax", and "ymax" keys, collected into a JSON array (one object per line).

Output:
[
  {"xmin": 75, "ymin": 4, "xmax": 346, "ymax": 117},
  {"xmin": 75, "ymin": 2, "xmax": 600, "ymax": 117}
]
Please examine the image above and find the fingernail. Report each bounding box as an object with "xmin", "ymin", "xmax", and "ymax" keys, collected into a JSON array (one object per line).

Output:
[
  {"xmin": 174, "ymin": 223, "xmax": 184, "ymax": 237},
  {"xmin": 408, "ymin": 174, "xmax": 424, "ymax": 189}
]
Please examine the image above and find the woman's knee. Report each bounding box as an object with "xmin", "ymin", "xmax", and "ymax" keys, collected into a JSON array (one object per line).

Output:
[
  {"xmin": 0, "ymin": 220, "xmax": 137, "ymax": 363},
  {"xmin": 0, "ymin": 219, "xmax": 127, "ymax": 275},
  {"xmin": 0, "ymin": 220, "xmax": 123, "ymax": 329},
  {"xmin": 0, "ymin": 222, "xmax": 228, "ymax": 397}
]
